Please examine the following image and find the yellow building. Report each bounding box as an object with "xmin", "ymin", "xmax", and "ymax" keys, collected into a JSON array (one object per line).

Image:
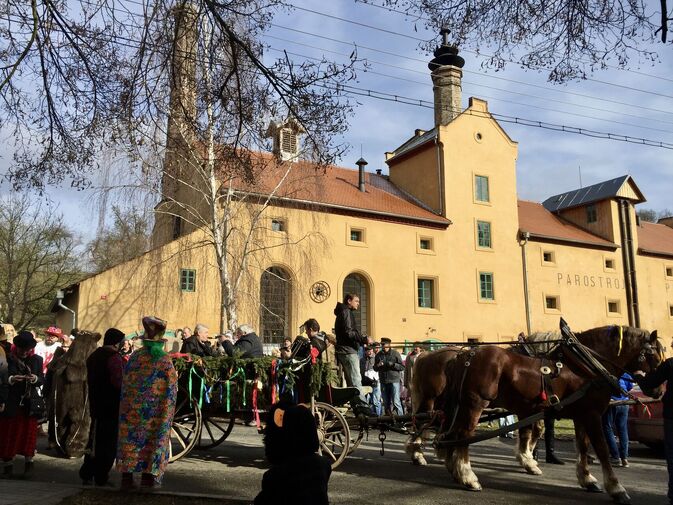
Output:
[{"xmin": 53, "ymin": 35, "xmax": 673, "ymax": 344}]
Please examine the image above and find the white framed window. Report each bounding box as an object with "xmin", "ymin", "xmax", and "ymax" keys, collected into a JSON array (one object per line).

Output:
[
  {"xmin": 346, "ymin": 224, "xmax": 367, "ymax": 247},
  {"xmin": 476, "ymin": 221, "xmax": 492, "ymax": 249},
  {"xmin": 180, "ymin": 269, "xmax": 196, "ymax": 292},
  {"xmin": 474, "ymin": 175, "xmax": 490, "ymax": 203},
  {"xmin": 417, "ymin": 278, "xmax": 435, "ymax": 309},
  {"xmin": 350, "ymin": 228, "xmax": 363, "ymax": 242},
  {"xmin": 479, "ymin": 272, "xmax": 495, "ymax": 301}
]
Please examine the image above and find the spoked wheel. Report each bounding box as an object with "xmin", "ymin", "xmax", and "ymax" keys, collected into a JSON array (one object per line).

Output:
[
  {"xmin": 197, "ymin": 408, "xmax": 236, "ymax": 449},
  {"xmin": 314, "ymin": 401, "xmax": 351, "ymax": 469},
  {"xmin": 169, "ymin": 396, "xmax": 202, "ymax": 462},
  {"xmin": 349, "ymin": 425, "xmax": 364, "ymax": 454}
]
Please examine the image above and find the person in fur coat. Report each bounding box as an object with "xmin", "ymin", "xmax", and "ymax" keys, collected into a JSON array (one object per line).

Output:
[{"xmin": 48, "ymin": 330, "xmax": 101, "ymax": 458}]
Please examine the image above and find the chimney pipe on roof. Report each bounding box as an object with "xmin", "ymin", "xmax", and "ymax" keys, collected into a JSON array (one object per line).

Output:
[{"xmin": 356, "ymin": 158, "xmax": 368, "ymax": 192}]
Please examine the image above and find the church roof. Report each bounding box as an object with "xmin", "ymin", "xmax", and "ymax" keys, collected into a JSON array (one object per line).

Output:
[
  {"xmin": 542, "ymin": 175, "xmax": 646, "ymax": 213},
  {"xmin": 518, "ymin": 200, "xmax": 617, "ymax": 249}
]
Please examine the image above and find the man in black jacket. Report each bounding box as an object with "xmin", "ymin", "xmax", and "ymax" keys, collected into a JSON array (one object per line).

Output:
[
  {"xmin": 79, "ymin": 328, "xmax": 125, "ymax": 486},
  {"xmin": 333, "ymin": 294, "xmax": 369, "ymax": 414},
  {"xmin": 374, "ymin": 337, "xmax": 405, "ymax": 416},
  {"xmin": 222, "ymin": 324, "xmax": 264, "ymax": 358},
  {"xmin": 180, "ymin": 323, "xmax": 218, "ymax": 356}
]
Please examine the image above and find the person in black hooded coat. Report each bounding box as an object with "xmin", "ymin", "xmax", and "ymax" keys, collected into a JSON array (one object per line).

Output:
[{"xmin": 254, "ymin": 403, "xmax": 331, "ymax": 505}]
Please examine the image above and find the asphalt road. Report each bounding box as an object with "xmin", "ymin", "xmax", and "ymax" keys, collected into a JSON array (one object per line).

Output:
[{"xmin": 28, "ymin": 425, "xmax": 669, "ymax": 505}]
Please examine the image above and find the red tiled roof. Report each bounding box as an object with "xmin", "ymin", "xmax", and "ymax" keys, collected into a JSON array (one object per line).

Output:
[
  {"xmin": 229, "ymin": 154, "xmax": 450, "ymax": 226},
  {"xmin": 637, "ymin": 221, "xmax": 673, "ymax": 257},
  {"xmin": 518, "ymin": 200, "xmax": 617, "ymax": 248}
]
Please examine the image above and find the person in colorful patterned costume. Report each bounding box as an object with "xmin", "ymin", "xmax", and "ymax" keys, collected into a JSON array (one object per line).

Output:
[{"xmin": 117, "ymin": 316, "xmax": 177, "ymax": 489}]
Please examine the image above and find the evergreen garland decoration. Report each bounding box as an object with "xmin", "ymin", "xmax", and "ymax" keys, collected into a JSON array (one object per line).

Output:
[{"xmin": 172, "ymin": 354, "xmax": 336, "ymax": 406}]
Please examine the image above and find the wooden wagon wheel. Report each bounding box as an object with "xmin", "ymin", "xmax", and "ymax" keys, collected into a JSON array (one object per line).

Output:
[
  {"xmin": 314, "ymin": 401, "xmax": 351, "ymax": 469},
  {"xmin": 197, "ymin": 408, "xmax": 236, "ymax": 449},
  {"xmin": 348, "ymin": 424, "xmax": 364, "ymax": 454},
  {"xmin": 168, "ymin": 396, "xmax": 202, "ymax": 462}
]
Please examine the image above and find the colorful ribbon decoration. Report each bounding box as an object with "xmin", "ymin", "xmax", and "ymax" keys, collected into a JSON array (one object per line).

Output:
[
  {"xmin": 270, "ymin": 359, "xmax": 277, "ymax": 404},
  {"xmin": 188, "ymin": 366, "xmax": 206, "ymax": 409}
]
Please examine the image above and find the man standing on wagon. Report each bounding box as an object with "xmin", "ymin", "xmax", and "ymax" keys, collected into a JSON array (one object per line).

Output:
[{"xmin": 333, "ymin": 293, "xmax": 370, "ymax": 416}]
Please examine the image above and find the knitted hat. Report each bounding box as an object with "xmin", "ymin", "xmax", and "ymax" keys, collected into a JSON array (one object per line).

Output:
[
  {"xmin": 141, "ymin": 316, "xmax": 167, "ymax": 341},
  {"xmin": 104, "ymin": 328, "xmax": 125, "ymax": 346},
  {"xmin": 14, "ymin": 330, "xmax": 38, "ymax": 349}
]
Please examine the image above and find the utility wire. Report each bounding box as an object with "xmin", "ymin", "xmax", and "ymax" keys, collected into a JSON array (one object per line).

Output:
[
  {"xmin": 289, "ymin": 3, "xmax": 673, "ymax": 101},
  {"xmin": 351, "ymin": 0, "xmax": 673, "ymax": 85}
]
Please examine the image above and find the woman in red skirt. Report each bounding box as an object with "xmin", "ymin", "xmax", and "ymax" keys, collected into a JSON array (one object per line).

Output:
[{"xmin": 0, "ymin": 330, "xmax": 44, "ymax": 479}]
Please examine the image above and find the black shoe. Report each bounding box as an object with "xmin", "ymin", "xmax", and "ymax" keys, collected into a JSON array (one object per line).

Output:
[
  {"xmin": 1, "ymin": 464, "xmax": 12, "ymax": 479},
  {"xmin": 546, "ymin": 452, "xmax": 565, "ymax": 465},
  {"xmin": 22, "ymin": 461, "xmax": 34, "ymax": 479}
]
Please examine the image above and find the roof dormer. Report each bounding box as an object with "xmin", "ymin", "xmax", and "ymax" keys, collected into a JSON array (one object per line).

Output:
[{"xmin": 265, "ymin": 118, "xmax": 305, "ymax": 162}]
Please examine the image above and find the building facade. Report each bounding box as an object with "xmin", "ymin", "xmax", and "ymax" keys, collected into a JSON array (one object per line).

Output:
[{"xmin": 54, "ymin": 34, "xmax": 673, "ymax": 344}]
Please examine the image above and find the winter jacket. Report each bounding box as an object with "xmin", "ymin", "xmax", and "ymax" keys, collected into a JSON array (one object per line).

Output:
[
  {"xmin": 291, "ymin": 334, "xmax": 328, "ymax": 360},
  {"xmin": 610, "ymin": 373, "xmax": 634, "ymax": 402},
  {"xmin": 333, "ymin": 302, "xmax": 367, "ymax": 354},
  {"xmin": 223, "ymin": 332, "xmax": 264, "ymax": 358},
  {"xmin": 254, "ymin": 453, "xmax": 332, "ymax": 505},
  {"xmin": 637, "ymin": 358, "xmax": 673, "ymax": 419},
  {"xmin": 374, "ymin": 349, "xmax": 405, "ymax": 384},
  {"xmin": 87, "ymin": 346, "xmax": 124, "ymax": 419},
  {"xmin": 0, "ymin": 353, "xmax": 44, "ymax": 417},
  {"xmin": 180, "ymin": 335, "xmax": 218, "ymax": 357}
]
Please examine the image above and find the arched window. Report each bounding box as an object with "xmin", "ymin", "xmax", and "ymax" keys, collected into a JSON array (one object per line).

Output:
[
  {"xmin": 260, "ymin": 266, "xmax": 292, "ymax": 343},
  {"xmin": 342, "ymin": 273, "xmax": 370, "ymax": 337}
]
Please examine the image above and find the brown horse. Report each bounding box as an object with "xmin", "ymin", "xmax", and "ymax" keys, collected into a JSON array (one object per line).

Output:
[
  {"xmin": 436, "ymin": 325, "xmax": 664, "ymax": 504},
  {"xmin": 405, "ymin": 346, "xmax": 461, "ymax": 465}
]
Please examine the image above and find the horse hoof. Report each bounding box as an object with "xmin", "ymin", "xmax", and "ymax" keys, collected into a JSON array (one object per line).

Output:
[
  {"xmin": 585, "ymin": 482, "xmax": 602, "ymax": 493},
  {"xmin": 611, "ymin": 492, "xmax": 631, "ymax": 505},
  {"xmin": 464, "ymin": 482, "xmax": 482, "ymax": 492},
  {"xmin": 525, "ymin": 466, "xmax": 542, "ymax": 476},
  {"xmin": 413, "ymin": 456, "xmax": 427, "ymax": 466}
]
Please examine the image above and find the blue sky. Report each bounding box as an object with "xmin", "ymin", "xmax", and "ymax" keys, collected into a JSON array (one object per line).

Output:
[{"xmin": 2, "ymin": 0, "xmax": 672, "ymax": 241}]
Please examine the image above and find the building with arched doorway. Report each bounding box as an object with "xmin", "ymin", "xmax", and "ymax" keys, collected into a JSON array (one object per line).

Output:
[{"xmin": 53, "ymin": 32, "xmax": 673, "ymax": 345}]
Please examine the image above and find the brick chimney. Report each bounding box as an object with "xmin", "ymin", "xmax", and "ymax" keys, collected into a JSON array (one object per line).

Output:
[{"xmin": 428, "ymin": 29, "xmax": 465, "ymax": 126}]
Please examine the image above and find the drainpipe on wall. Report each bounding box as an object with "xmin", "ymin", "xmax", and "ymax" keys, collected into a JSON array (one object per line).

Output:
[
  {"xmin": 623, "ymin": 200, "xmax": 641, "ymax": 328},
  {"xmin": 56, "ymin": 289, "xmax": 76, "ymax": 332},
  {"xmin": 520, "ymin": 231, "xmax": 532, "ymax": 335},
  {"xmin": 618, "ymin": 201, "xmax": 635, "ymax": 327},
  {"xmin": 434, "ymin": 137, "xmax": 445, "ymax": 216}
]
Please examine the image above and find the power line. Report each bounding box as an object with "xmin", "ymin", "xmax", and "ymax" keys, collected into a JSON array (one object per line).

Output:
[
  {"xmin": 2, "ymin": 9, "xmax": 672, "ymax": 151},
  {"xmin": 267, "ymin": 46, "xmax": 673, "ymax": 135},
  {"xmin": 264, "ymin": 33, "xmax": 673, "ymax": 128},
  {"xmin": 350, "ymin": 0, "xmax": 673, "ymax": 85},
  {"xmin": 326, "ymin": 82, "xmax": 673, "ymax": 150},
  {"xmin": 268, "ymin": 23, "xmax": 673, "ymax": 118},
  {"xmin": 289, "ymin": 3, "xmax": 673, "ymax": 101}
]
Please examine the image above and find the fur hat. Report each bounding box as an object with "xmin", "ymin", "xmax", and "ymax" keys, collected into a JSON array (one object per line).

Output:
[
  {"xmin": 104, "ymin": 328, "xmax": 125, "ymax": 346},
  {"xmin": 14, "ymin": 330, "xmax": 38, "ymax": 349},
  {"xmin": 45, "ymin": 326, "xmax": 64, "ymax": 338},
  {"xmin": 141, "ymin": 316, "xmax": 167, "ymax": 341}
]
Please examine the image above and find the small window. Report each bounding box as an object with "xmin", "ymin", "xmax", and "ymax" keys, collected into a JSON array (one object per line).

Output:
[
  {"xmin": 545, "ymin": 296, "xmax": 559, "ymax": 310},
  {"xmin": 417, "ymin": 278, "xmax": 435, "ymax": 309},
  {"xmin": 350, "ymin": 228, "xmax": 363, "ymax": 242},
  {"xmin": 271, "ymin": 219, "xmax": 286, "ymax": 232},
  {"xmin": 543, "ymin": 251, "xmax": 555, "ymax": 263},
  {"xmin": 281, "ymin": 129, "xmax": 297, "ymax": 154},
  {"xmin": 666, "ymin": 266, "xmax": 673, "ymax": 278},
  {"xmin": 172, "ymin": 215, "xmax": 183, "ymax": 240},
  {"xmin": 475, "ymin": 175, "xmax": 490, "ymax": 203},
  {"xmin": 586, "ymin": 204, "xmax": 597, "ymax": 224},
  {"xmin": 608, "ymin": 300, "xmax": 621, "ymax": 314},
  {"xmin": 669, "ymin": 304, "xmax": 673, "ymax": 318},
  {"xmin": 477, "ymin": 221, "xmax": 492, "ymax": 248},
  {"xmin": 420, "ymin": 238, "xmax": 432, "ymax": 250},
  {"xmin": 605, "ymin": 258, "xmax": 615, "ymax": 270},
  {"xmin": 479, "ymin": 272, "xmax": 494, "ymax": 300},
  {"xmin": 180, "ymin": 269, "xmax": 196, "ymax": 292}
]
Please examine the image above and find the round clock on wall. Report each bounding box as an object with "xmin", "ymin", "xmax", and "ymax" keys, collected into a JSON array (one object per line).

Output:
[{"xmin": 309, "ymin": 281, "xmax": 331, "ymax": 303}]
